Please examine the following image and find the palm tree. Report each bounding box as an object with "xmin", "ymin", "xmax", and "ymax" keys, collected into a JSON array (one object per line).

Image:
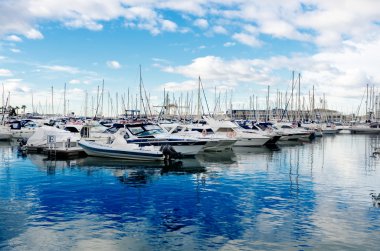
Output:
[
  {"xmin": 21, "ymin": 105, "xmax": 26, "ymax": 114},
  {"xmin": 15, "ymin": 106, "xmax": 19, "ymax": 115}
]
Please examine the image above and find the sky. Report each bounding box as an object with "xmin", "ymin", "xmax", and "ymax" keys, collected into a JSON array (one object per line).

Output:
[{"xmin": 1, "ymin": 0, "xmax": 380, "ymax": 117}]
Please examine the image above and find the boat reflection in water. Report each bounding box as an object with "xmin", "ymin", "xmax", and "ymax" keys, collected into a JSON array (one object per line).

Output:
[
  {"xmin": 196, "ymin": 149, "xmax": 237, "ymax": 164},
  {"xmin": 27, "ymin": 154, "xmax": 206, "ymax": 187}
]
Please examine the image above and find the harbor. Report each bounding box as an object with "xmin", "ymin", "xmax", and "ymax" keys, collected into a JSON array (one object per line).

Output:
[
  {"xmin": 1, "ymin": 133, "xmax": 380, "ymax": 250},
  {"xmin": 2, "ymin": 1, "xmax": 380, "ymax": 250}
]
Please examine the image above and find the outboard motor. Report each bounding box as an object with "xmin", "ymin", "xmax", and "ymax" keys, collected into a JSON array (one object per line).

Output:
[
  {"xmin": 17, "ymin": 138, "xmax": 28, "ymax": 153},
  {"xmin": 160, "ymin": 144, "xmax": 183, "ymax": 160}
]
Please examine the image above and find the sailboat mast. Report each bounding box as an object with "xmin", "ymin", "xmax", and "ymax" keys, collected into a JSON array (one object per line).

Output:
[
  {"xmin": 101, "ymin": 80, "xmax": 104, "ymax": 117},
  {"xmin": 290, "ymin": 71, "xmax": 294, "ymax": 120},
  {"xmin": 139, "ymin": 65, "xmax": 143, "ymax": 118},
  {"xmin": 197, "ymin": 76, "xmax": 201, "ymax": 118},
  {"xmin": 51, "ymin": 86, "xmax": 54, "ymax": 115},
  {"xmin": 298, "ymin": 73, "xmax": 301, "ymax": 121},
  {"xmin": 31, "ymin": 91, "xmax": 34, "ymax": 115},
  {"xmin": 64, "ymin": 82, "xmax": 66, "ymax": 116},
  {"xmin": 366, "ymin": 83, "xmax": 369, "ymax": 121},
  {"xmin": 266, "ymin": 85, "xmax": 270, "ymax": 121},
  {"xmin": 1, "ymin": 83, "xmax": 4, "ymax": 114},
  {"xmin": 85, "ymin": 90, "xmax": 88, "ymax": 118}
]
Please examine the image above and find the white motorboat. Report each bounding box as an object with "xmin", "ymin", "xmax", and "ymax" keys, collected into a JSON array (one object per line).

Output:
[
  {"xmin": 10, "ymin": 120, "xmax": 39, "ymax": 139},
  {"xmin": 27, "ymin": 126, "xmax": 80, "ymax": 149},
  {"xmin": 237, "ymin": 121, "xmax": 282, "ymax": 144},
  {"xmin": 272, "ymin": 122, "xmax": 315, "ymax": 141},
  {"xmin": 202, "ymin": 116, "xmax": 271, "ymax": 147},
  {"xmin": 78, "ymin": 129, "xmax": 164, "ymax": 161},
  {"xmin": 320, "ymin": 123, "xmax": 338, "ymax": 134},
  {"xmin": 111, "ymin": 122, "xmax": 208, "ymax": 156},
  {"xmin": 349, "ymin": 122, "xmax": 380, "ymax": 134},
  {"xmin": 0, "ymin": 125, "xmax": 11, "ymax": 140},
  {"xmin": 160, "ymin": 123, "xmax": 237, "ymax": 152},
  {"xmin": 64, "ymin": 120, "xmax": 114, "ymax": 143}
]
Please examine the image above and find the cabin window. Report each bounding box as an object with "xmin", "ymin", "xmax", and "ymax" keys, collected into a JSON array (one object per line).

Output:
[
  {"xmin": 129, "ymin": 127, "xmax": 145, "ymax": 135},
  {"xmin": 217, "ymin": 128, "xmax": 233, "ymax": 132},
  {"xmin": 65, "ymin": 127, "xmax": 79, "ymax": 133}
]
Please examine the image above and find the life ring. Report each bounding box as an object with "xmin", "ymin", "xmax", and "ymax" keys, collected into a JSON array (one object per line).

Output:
[{"xmin": 202, "ymin": 129, "xmax": 207, "ymax": 137}]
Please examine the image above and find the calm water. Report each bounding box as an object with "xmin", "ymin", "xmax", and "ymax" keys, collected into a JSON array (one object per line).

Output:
[{"xmin": 1, "ymin": 134, "xmax": 380, "ymax": 250}]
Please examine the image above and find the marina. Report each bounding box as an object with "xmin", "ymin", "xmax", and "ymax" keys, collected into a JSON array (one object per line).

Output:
[
  {"xmin": 2, "ymin": 1, "xmax": 380, "ymax": 250},
  {"xmin": 1, "ymin": 133, "xmax": 380, "ymax": 250}
]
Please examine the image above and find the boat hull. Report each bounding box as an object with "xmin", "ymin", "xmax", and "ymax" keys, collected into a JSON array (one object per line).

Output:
[
  {"xmin": 126, "ymin": 139, "xmax": 206, "ymax": 156},
  {"xmin": 203, "ymin": 139, "xmax": 236, "ymax": 152},
  {"xmin": 350, "ymin": 128, "xmax": 380, "ymax": 134},
  {"xmin": 78, "ymin": 141, "xmax": 164, "ymax": 161},
  {"xmin": 233, "ymin": 137, "xmax": 270, "ymax": 147}
]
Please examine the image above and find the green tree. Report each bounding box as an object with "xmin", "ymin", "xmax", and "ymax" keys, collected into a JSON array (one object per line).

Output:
[{"xmin": 21, "ymin": 105, "xmax": 26, "ymax": 114}]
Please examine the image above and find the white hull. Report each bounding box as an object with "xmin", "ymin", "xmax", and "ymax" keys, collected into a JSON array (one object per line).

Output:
[
  {"xmin": 172, "ymin": 144, "xmax": 205, "ymax": 156},
  {"xmin": 0, "ymin": 133, "xmax": 11, "ymax": 140},
  {"xmin": 11, "ymin": 128, "xmax": 36, "ymax": 139},
  {"xmin": 203, "ymin": 139, "xmax": 236, "ymax": 152},
  {"xmin": 79, "ymin": 141, "xmax": 164, "ymax": 161},
  {"xmin": 350, "ymin": 127, "xmax": 380, "ymax": 134},
  {"xmin": 322, "ymin": 129, "xmax": 338, "ymax": 134},
  {"xmin": 0, "ymin": 126, "xmax": 11, "ymax": 140},
  {"xmin": 233, "ymin": 137, "xmax": 269, "ymax": 147},
  {"xmin": 279, "ymin": 133, "xmax": 312, "ymax": 141}
]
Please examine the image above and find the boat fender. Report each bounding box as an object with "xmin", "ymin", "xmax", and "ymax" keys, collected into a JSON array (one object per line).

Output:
[
  {"xmin": 161, "ymin": 144, "xmax": 183, "ymax": 160},
  {"xmin": 202, "ymin": 129, "xmax": 207, "ymax": 137}
]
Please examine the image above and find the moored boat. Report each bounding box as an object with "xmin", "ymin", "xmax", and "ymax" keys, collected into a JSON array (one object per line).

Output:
[{"xmin": 78, "ymin": 129, "xmax": 165, "ymax": 161}]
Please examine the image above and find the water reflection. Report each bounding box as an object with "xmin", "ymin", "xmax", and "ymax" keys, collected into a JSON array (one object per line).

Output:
[
  {"xmin": 1, "ymin": 135, "xmax": 380, "ymax": 250},
  {"xmin": 28, "ymin": 154, "xmax": 207, "ymax": 182},
  {"xmin": 197, "ymin": 150, "xmax": 236, "ymax": 164}
]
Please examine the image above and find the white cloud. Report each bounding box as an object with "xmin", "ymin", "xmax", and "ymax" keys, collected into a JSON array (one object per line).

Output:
[
  {"xmin": 2, "ymin": 79, "xmax": 30, "ymax": 93},
  {"xmin": 160, "ymin": 35, "xmax": 380, "ymax": 109},
  {"xmin": 10, "ymin": 48, "xmax": 21, "ymax": 53},
  {"xmin": 106, "ymin": 60, "xmax": 121, "ymax": 69},
  {"xmin": 223, "ymin": 42, "xmax": 235, "ymax": 47},
  {"xmin": 213, "ymin": 25, "xmax": 227, "ymax": 34},
  {"xmin": 0, "ymin": 69, "xmax": 13, "ymax": 77},
  {"xmin": 41, "ymin": 65, "xmax": 79, "ymax": 74},
  {"xmin": 162, "ymin": 56, "xmax": 275, "ymax": 86},
  {"xmin": 194, "ymin": 18, "xmax": 208, "ymax": 29},
  {"xmin": 161, "ymin": 19, "xmax": 177, "ymax": 32},
  {"xmin": 64, "ymin": 19, "xmax": 103, "ymax": 31},
  {"xmin": 232, "ymin": 33, "xmax": 261, "ymax": 47},
  {"xmin": 160, "ymin": 80, "xmax": 199, "ymax": 92},
  {"xmin": 69, "ymin": 79, "xmax": 81, "ymax": 84},
  {"xmin": 5, "ymin": 35, "xmax": 22, "ymax": 42},
  {"xmin": 25, "ymin": 28, "xmax": 44, "ymax": 39},
  {"xmin": 1, "ymin": 0, "xmax": 379, "ymax": 50}
]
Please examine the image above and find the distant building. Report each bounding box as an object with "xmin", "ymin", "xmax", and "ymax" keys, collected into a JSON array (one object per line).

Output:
[{"xmin": 227, "ymin": 108, "xmax": 347, "ymax": 122}]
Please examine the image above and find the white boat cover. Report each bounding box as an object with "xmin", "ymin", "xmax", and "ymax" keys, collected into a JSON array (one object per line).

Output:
[{"xmin": 27, "ymin": 126, "xmax": 80, "ymax": 147}]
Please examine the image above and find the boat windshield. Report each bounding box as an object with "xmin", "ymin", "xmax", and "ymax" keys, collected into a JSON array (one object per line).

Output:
[{"xmin": 128, "ymin": 125, "xmax": 165, "ymax": 136}]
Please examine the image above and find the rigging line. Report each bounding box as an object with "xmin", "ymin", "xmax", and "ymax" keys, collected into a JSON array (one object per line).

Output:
[
  {"xmin": 199, "ymin": 77, "xmax": 211, "ymax": 117},
  {"xmin": 280, "ymin": 72, "xmax": 297, "ymax": 121}
]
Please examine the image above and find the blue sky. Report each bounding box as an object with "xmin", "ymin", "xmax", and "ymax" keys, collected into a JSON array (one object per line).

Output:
[{"xmin": 1, "ymin": 0, "xmax": 380, "ymax": 116}]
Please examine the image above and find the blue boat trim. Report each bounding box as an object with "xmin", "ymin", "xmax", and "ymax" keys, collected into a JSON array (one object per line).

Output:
[{"xmin": 126, "ymin": 139, "xmax": 207, "ymax": 146}]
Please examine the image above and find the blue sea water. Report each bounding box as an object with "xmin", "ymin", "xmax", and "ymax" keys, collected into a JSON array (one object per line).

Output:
[{"xmin": 1, "ymin": 134, "xmax": 380, "ymax": 250}]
